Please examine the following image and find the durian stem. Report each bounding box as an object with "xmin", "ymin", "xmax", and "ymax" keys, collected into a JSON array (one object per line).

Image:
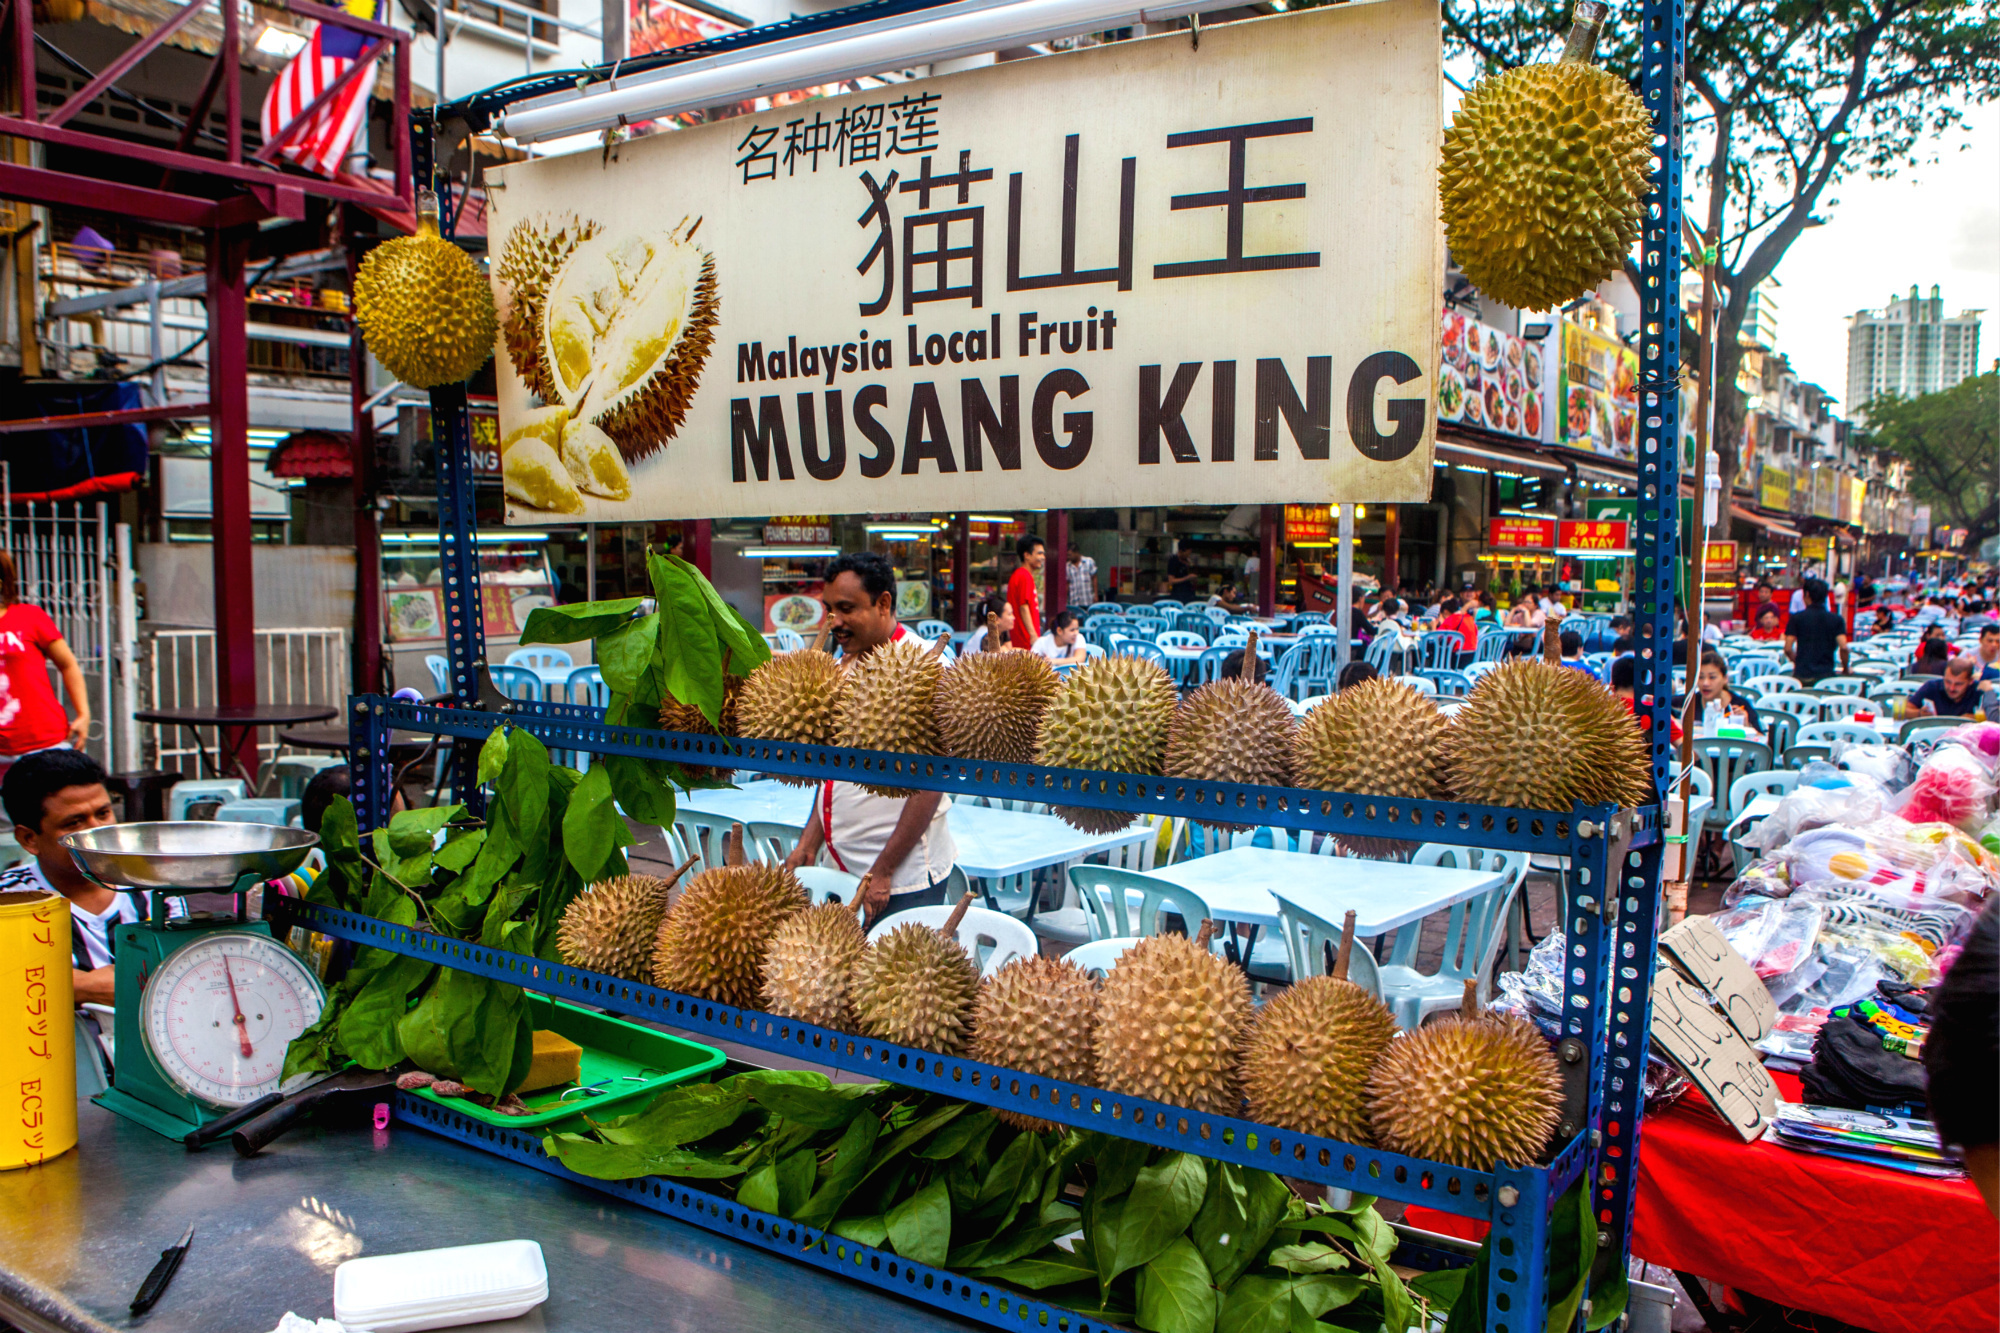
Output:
[
  {"xmin": 660, "ymin": 852, "xmax": 702, "ymax": 894},
  {"xmin": 1461, "ymin": 977, "xmax": 1481, "ymax": 1018},
  {"xmin": 724, "ymin": 822, "xmax": 747, "ymax": 867},
  {"xmin": 927, "ymin": 630, "xmax": 952, "ymax": 658},
  {"xmin": 1245, "ymin": 630, "xmax": 1261, "ymax": 683},
  {"xmin": 849, "ymin": 873, "xmax": 873, "ymax": 915},
  {"xmin": 1194, "ymin": 919, "xmax": 1216, "ymax": 950},
  {"xmin": 941, "ymin": 888, "xmax": 977, "ymax": 935},
  {"xmin": 810, "ymin": 622, "xmax": 831, "ymax": 653},
  {"xmin": 1559, "ymin": 0, "xmax": 1608, "ymax": 64},
  {"xmin": 1542, "ymin": 620, "xmax": 1561, "ymax": 664},
  {"xmin": 1332, "ymin": 909, "xmax": 1358, "ymax": 980}
]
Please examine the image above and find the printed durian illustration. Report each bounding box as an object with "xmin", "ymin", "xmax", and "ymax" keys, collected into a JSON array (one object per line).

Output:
[{"xmin": 494, "ymin": 214, "xmax": 719, "ymax": 512}]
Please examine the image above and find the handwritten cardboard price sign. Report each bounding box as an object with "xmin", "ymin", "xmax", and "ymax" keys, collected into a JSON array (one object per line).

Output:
[
  {"xmin": 1651, "ymin": 969, "xmax": 1779, "ymax": 1142},
  {"xmin": 1661, "ymin": 916, "xmax": 1776, "ymax": 1044}
]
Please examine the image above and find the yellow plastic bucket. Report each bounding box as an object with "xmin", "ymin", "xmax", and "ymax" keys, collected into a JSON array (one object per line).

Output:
[{"xmin": 0, "ymin": 889, "xmax": 76, "ymax": 1169}]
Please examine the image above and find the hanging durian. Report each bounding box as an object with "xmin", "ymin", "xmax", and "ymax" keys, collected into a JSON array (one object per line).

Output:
[
  {"xmin": 1164, "ymin": 631, "xmax": 1296, "ymax": 829},
  {"xmin": 737, "ymin": 625, "xmax": 842, "ymax": 787},
  {"xmin": 1365, "ymin": 981, "xmax": 1564, "ymax": 1170},
  {"xmin": 760, "ymin": 876, "xmax": 870, "ymax": 1031},
  {"xmin": 1093, "ymin": 922, "xmax": 1251, "ymax": 1114},
  {"xmin": 936, "ymin": 648, "xmax": 1060, "ymax": 764},
  {"xmin": 1293, "ymin": 675, "xmax": 1449, "ymax": 856},
  {"xmin": 850, "ymin": 891, "xmax": 981, "ymax": 1055},
  {"xmin": 834, "ymin": 633, "xmax": 948, "ymax": 797},
  {"xmin": 1240, "ymin": 911, "xmax": 1396, "ymax": 1144},
  {"xmin": 651, "ymin": 825, "xmax": 807, "ymax": 1008},
  {"xmin": 495, "ymin": 213, "xmax": 600, "ymax": 402},
  {"xmin": 970, "ymin": 955, "xmax": 1100, "ymax": 1131},
  {"xmin": 555, "ymin": 854, "xmax": 697, "ymax": 982},
  {"xmin": 1439, "ymin": 2, "xmax": 1652, "ymax": 311},
  {"xmin": 659, "ymin": 649, "xmax": 745, "ymax": 782},
  {"xmin": 1442, "ymin": 626, "xmax": 1649, "ymax": 811},
  {"xmin": 354, "ymin": 188, "xmax": 497, "ymax": 389},
  {"xmin": 1035, "ymin": 654, "xmax": 1178, "ymax": 834}
]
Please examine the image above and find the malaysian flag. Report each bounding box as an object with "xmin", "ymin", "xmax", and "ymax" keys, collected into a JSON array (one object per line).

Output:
[{"xmin": 258, "ymin": 0, "xmax": 383, "ymax": 180}]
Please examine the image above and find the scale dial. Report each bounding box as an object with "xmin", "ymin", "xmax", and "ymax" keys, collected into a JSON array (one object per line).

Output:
[{"xmin": 140, "ymin": 931, "xmax": 326, "ymax": 1107}]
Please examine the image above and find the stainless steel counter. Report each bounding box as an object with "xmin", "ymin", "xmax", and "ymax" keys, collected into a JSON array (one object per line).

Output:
[{"xmin": 0, "ymin": 1097, "xmax": 985, "ymax": 1333}]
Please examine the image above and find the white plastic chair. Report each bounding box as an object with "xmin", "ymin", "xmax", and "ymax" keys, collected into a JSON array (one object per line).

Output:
[
  {"xmin": 1817, "ymin": 695, "xmax": 1868, "ymax": 723},
  {"xmin": 1798, "ymin": 719, "xmax": 1884, "ymax": 748},
  {"xmin": 1392, "ymin": 673, "xmax": 1437, "ymax": 695},
  {"xmin": 867, "ymin": 903, "xmax": 1037, "ymax": 978},
  {"xmin": 796, "ymin": 866, "xmax": 860, "ymax": 906},
  {"xmin": 505, "ymin": 646, "xmax": 573, "ymax": 671},
  {"xmin": 1758, "ymin": 691, "xmax": 1825, "ymax": 723},
  {"xmin": 1291, "ymin": 694, "xmax": 1333, "ymax": 715},
  {"xmin": 1374, "ymin": 844, "xmax": 1528, "ymax": 1030},
  {"xmin": 1272, "ymin": 897, "xmax": 1385, "ymax": 1001},
  {"xmin": 1063, "ymin": 937, "xmax": 1144, "ymax": 978},
  {"xmin": 1815, "ymin": 675, "xmax": 1873, "ymax": 697}
]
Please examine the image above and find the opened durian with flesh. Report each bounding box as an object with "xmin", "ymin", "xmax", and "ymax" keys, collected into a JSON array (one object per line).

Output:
[
  {"xmin": 851, "ymin": 891, "xmax": 981, "ymax": 1055},
  {"xmin": 354, "ymin": 188, "xmax": 497, "ymax": 390},
  {"xmin": 1164, "ymin": 631, "xmax": 1295, "ymax": 827},
  {"xmin": 1093, "ymin": 922, "xmax": 1250, "ymax": 1115},
  {"xmin": 1035, "ymin": 654, "xmax": 1178, "ymax": 834},
  {"xmin": 737, "ymin": 625, "xmax": 843, "ymax": 786},
  {"xmin": 555, "ymin": 854, "xmax": 698, "ymax": 982},
  {"xmin": 651, "ymin": 825, "xmax": 807, "ymax": 1008}
]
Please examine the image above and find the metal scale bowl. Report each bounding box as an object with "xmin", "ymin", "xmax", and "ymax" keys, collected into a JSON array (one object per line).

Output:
[{"xmin": 63, "ymin": 822, "xmax": 325, "ymax": 1140}]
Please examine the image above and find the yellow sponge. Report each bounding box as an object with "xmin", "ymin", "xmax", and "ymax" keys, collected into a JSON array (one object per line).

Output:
[{"xmin": 518, "ymin": 1030, "xmax": 583, "ymax": 1093}]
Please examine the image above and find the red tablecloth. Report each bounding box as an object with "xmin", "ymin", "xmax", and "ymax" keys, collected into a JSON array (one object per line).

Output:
[{"xmin": 1407, "ymin": 1074, "xmax": 1998, "ymax": 1333}]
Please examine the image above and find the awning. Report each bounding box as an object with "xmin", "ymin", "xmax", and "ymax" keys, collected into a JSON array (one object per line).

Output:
[
  {"xmin": 268, "ymin": 431, "xmax": 354, "ymax": 479},
  {"xmin": 1730, "ymin": 504, "xmax": 1802, "ymax": 540},
  {"xmin": 1434, "ymin": 437, "xmax": 1568, "ymax": 478}
]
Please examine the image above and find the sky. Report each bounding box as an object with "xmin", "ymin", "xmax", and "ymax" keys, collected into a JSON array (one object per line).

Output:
[{"xmin": 1768, "ymin": 98, "xmax": 2000, "ymax": 406}]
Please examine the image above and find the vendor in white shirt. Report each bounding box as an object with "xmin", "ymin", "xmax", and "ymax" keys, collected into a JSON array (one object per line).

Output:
[
  {"xmin": 784, "ymin": 552, "xmax": 958, "ymax": 926},
  {"xmin": 1030, "ymin": 608, "xmax": 1088, "ymax": 666},
  {"xmin": 0, "ymin": 749, "xmax": 131, "ymax": 1005}
]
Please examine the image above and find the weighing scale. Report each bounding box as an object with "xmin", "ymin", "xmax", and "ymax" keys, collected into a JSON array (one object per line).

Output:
[{"xmin": 62, "ymin": 822, "xmax": 326, "ymax": 1140}]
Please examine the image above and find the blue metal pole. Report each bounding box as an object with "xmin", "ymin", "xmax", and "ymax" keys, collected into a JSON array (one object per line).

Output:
[{"xmin": 430, "ymin": 381, "xmax": 486, "ymax": 807}]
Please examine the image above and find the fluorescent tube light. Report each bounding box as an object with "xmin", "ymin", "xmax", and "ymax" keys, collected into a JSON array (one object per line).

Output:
[{"xmin": 740, "ymin": 545, "xmax": 842, "ymax": 558}]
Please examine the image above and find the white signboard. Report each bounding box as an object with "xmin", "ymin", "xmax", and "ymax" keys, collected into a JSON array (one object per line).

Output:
[{"xmin": 486, "ymin": 0, "xmax": 1443, "ymax": 523}]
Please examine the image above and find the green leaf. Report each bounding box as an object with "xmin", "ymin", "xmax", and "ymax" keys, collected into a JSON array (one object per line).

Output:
[
  {"xmin": 597, "ymin": 612, "xmax": 662, "ymax": 697},
  {"xmin": 1090, "ymin": 1194, "xmax": 1125, "ymax": 1294},
  {"xmin": 543, "ymin": 1134, "xmax": 746, "ymax": 1180},
  {"xmin": 1093, "ymin": 1136, "xmax": 1152, "ymax": 1199},
  {"xmin": 334, "ymin": 953, "xmax": 433, "ymax": 1068},
  {"xmin": 560, "ymin": 764, "xmax": 634, "ymax": 883},
  {"xmin": 1443, "ymin": 1238, "xmax": 1488, "ymax": 1333},
  {"xmin": 497, "ymin": 729, "xmax": 552, "ymax": 880},
  {"xmin": 283, "ymin": 1003, "xmax": 344, "ymax": 1081},
  {"xmin": 663, "ymin": 549, "xmax": 771, "ymax": 676},
  {"xmin": 603, "ymin": 754, "xmax": 678, "ymax": 827},
  {"xmin": 976, "ymin": 1129, "xmax": 1039, "ymax": 1213},
  {"xmin": 649, "ymin": 553, "xmax": 727, "ymax": 726},
  {"xmin": 479, "ymin": 871, "xmax": 540, "ymax": 948},
  {"xmin": 1217, "ymin": 1276, "xmax": 1362, "ymax": 1333},
  {"xmin": 477, "ymin": 727, "xmax": 511, "ymax": 787},
  {"xmin": 833, "ymin": 1215, "xmax": 889, "ymax": 1247},
  {"xmin": 885, "ymin": 1177, "xmax": 952, "ymax": 1267},
  {"xmin": 737, "ymin": 1162, "xmax": 780, "ymax": 1214},
  {"xmin": 748, "ymin": 1080, "xmax": 882, "ymax": 1130},
  {"xmin": 1267, "ymin": 1244, "xmax": 1351, "ymax": 1276},
  {"xmin": 1110, "ymin": 1153, "xmax": 1208, "ymax": 1282},
  {"xmin": 969, "ymin": 1206, "xmax": 1083, "ymax": 1272},
  {"xmin": 721, "ymin": 1068, "xmax": 831, "ymax": 1094},
  {"xmin": 1407, "ymin": 1268, "xmax": 1466, "ymax": 1309},
  {"xmin": 1193, "ymin": 1163, "xmax": 1293, "ymax": 1291},
  {"xmin": 915, "ymin": 1107, "xmax": 998, "ymax": 1161},
  {"xmin": 1544, "ymin": 1184, "xmax": 1597, "ymax": 1333},
  {"xmin": 386, "ymin": 804, "xmax": 462, "ymax": 857},
  {"xmin": 433, "ymin": 828, "xmax": 486, "ymax": 874},
  {"xmin": 981, "ymin": 1247, "xmax": 1099, "ymax": 1291},
  {"xmin": 792, "ymin": 1110, "xmax": 882, "ymax": 1229},
  {"xmin": 518, "ymin": 597, "xmax": 649, "ymax": 645},
  {"xmin": 1585, "ymin": 1264, "xmax": 1629, "ymax": 1331},
  {"xmin": 597, "ymin": 1082, "xmax": 750, "ymax": 1148},
  {"xmin": 776, "ymin": 1148, "xmax": 819, "ymax": 1218},
  {"xmin": 1370, "ymin": 1251, "xmax": 1416, "ymax": 1333},
  {"xmin": 860, "ymin": 1100, "xmax": 971, "ymax": 1187},
  {"xmin": 317, "ymin": 796, "xmax": 366, "ymax": 910},
  {"xmin": 395, "ymin": 970, "xmax": 530, "ymax": 1095},
  {"xmin": 1137, "ymin": 1236, "xmax": 1217, "ymax": 1333}
]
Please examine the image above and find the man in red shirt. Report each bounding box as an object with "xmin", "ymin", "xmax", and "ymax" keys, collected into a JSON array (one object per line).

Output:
[{"xmin": 1006, "ymin": 536, "xmax": 1044, "ymax": 650}]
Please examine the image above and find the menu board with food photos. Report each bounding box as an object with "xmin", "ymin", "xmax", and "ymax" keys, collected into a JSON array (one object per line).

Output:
[
  {"xmin": 1559, "ymin": 318, "xmax": 1639, "ymax": 460},
  {"xmin": 1438, "ymin": 309, "xmax": 1543, "ymax": 441}
]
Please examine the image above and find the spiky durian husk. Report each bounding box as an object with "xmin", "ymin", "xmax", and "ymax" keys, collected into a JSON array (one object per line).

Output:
[
  {"xmin": 659, "ymin": 676, "xmax": 744, "ymax": 782},
  {"xmin": 593, "ymin": 250, "xmax": 720, "ymax": 462},
  {"xmin": 936, "ymin": 650, "xmax": 1061, "ymax": 764},
  {"xmin": 1293, "ymin": 677, "xmax": 1449, "ymax": 856},
  {"xmin": 494, "ymin": 213, "xmax": 600, "ymax": 401},
  {"xmin": 850, "ymin": 921, "xmax": 980, "ymax": 1055},
  {"xmin": 1092, "ymin": 932, "xmax": 1251, "ymax": 1114},
  {"xmin": 1164, "ymin": 678, "xmax": 1297, "ymax": 831},
  {"xmin": 970, "ymin": 956, "xmax": 1100, "ymax": 1131},
  {"xmin": 1036, "ymin": 655, "xmax": 1178, "ymax": 834},
  {"xmin": 835, "ymin": 637, "xmax": 944, "ymax": 797},
  {"xmin": 651, "ymin": 864, "xmax": 807, "ymax": 1008},
  {"xmin": 1442, "ymin": 660, "xmax": 1651, "ymax": 811},
  {"xmin": 738, "ymin": 649, "xmax": 844, "ymax": 787},
  {"xmin": 1241, "ymin": 975, "xmax": 1396, "ymax": 1144},
  {"xmin": 353, "ymin": 221, "xmax": 496, "ymax": 389},
  {"xmin": 760, "ymin": 901, "xmax": 867, "ymax": 1031},
  {"xmin": 1440, "ymin": 62, "xmax": 1652, "ymax": 312},
  {"xmin": 1365, "ymin": 1011, "xmax": 1564, "ymax": 1170},
  {"xmin": 554, "ymin": 873, "xmax": 672, "ymax": 982}
]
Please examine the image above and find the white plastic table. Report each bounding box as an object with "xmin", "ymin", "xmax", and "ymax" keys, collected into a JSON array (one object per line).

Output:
[{"xmin": 1138, "ymin": 846, "xmax": 1503, "ymax": 937}]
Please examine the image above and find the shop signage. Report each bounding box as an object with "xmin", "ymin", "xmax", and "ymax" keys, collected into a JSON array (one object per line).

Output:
[
  {"xmin": 630, "ymin": 0, "xmax": 736, "ymax": 58},
  {"xmin": 408, "ymin": 401, "xmax": 503, "ymax": 477},
  {"xmin": 1800, "ymin": 534, "xmax": 1829, "ymax": 562},
  {"xmin": 489, "ymin": 1, "xmax": 1441, "ymax": 524},
  {"xmin": 1557, "ymin": 316, "xmax": 1637, "ymax": 460},
  {"xmin": 1439, "ymin": 309, "xmax": 1543, "ymax": 441},
  {"xmin": 1556, "ymin": 518, "xmax": 1629, "ymax": 553},
  {"xmin": 1910, "ymin": 504, "xmax": 1931, "ymax": 538},
  {"xmin": 1488, "ymin": 517, "xmax": 1556, "ymax": 550},
  {"xmin": 1284, "ymin": 503, "xmax": 1331, "ymax": 543},
  {"xmin": 1758, "ymin": 465, "xmax": 1791, "ymax": 512},
  {"xmin": 763, "ymin": 515, "xmax": 833, "ymax": 544},
  {"xmin": 1703, "ymin": 540, "xmax": 1737, "ymax": 576}
]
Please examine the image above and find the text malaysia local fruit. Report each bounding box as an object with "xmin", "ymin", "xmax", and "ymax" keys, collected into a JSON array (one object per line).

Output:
[
  {"xmin": 834, "ymin": 633, "xmax": 948, "ymax": 797},
  {"xmin": 760, "ymin": 877, "xmax": 870, "ymax": 1032},
  {"xmin": 969, "ymin": 954, "xmax": 1099, "ymax": 1132},
  {"xmin": 651, "ymin": 825, "xmax": 807, "ymax": 1008},
  {"xmin": 737, "ymin": 626, "xmax": 842, "ymax": 787},
  {"xmin": 1365, "ymin": 980, "xmax": 1564, "ymax": 1171},
  {"xmin": 850, "ymin": 890, "xmax": 981, "ymax": 1056},
  {"xmin": 1163, "ymin": 631, "xmax": 1295, "ymax": 828},
  {"xmin": 554, "ymin": 855, "xmax": 697, "ymax": 983},
  {"xmin": 353, "ymin": 188, "xmax": 497, "ymax": 389},
  {"xmin": 1439, "ymin": 0, "xmax": 1652, "ymax": 312},
  {"xmin": 1240, "ymin": 910, "xmax": 1396, "ymax": 1145},
  {"xmin": 1035, "ymin": 654, "xmax": 1178, "ymax": 835},
  {"xmin": 935, "ymin": 648, "xmax": 1060, "ymax": 765},
  {"xmin": 1093, "ymin": 922, "xmax": 1251, "ymax": 1115}
]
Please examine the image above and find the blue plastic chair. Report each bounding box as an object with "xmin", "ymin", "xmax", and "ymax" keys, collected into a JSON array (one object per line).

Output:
[
  {"xmin": 1364, "ymin": 633, "xmax": 1400, "ymax": 676},
  {"xmin": 566, "ymin": 664, "xmax": 609, "ymax": 709},
  {"xmin": 1287, "ymin": 638, "xmax": 1343, "ymax": 700},
  {"xmin": 1202, "ymin": 606, "xmax": 1231, "ymax": 626},
  {"xmin": 169, "ymin": 778, "xmax": 247, "ymax": 821},
  {"xmin": 1116, "ymin": 640, "xmax": 1169, "ymax": 668},
  {"xmin": 1292, "ymin": 613, "xmax": 1329, "ymax": 627},
  {"xmin": 1472, "ymin": 631, "xmax": 1511, "ymax": 663},
  {"xmin": 1375, "ymin": 844, "xmax": 1528, "ymax": 1029},
  {"xmin": 1415, "ymin": 668, "xmax": 1472, "ymax": 696},
  {"xmin": 1581, "ymin": 652, "xmax": 1612, "ymax": 681},
  {"xmin": 768, "ymin": 627, "xmax": 806, "ymax": 653},
  {"xmin": 505, "ymin": 646, "xmax": 573, "ymax": 672},
  {"xmin": 1157, "ymin": 630, "xmax": 1207, "ymax": 652},
  {"xmin": 425, "ymin": 654, "xmax": 451, "ymax": 696},
  {"xmin": 1192, "ymin": 646, "xmax": 1234, "ymax": 684},
  {"xmin": 1418, "ymin": 631, "xmax": 1465, "ymax": 671},
  {"xmin": 486, "ymin": 663, "xmax": 544, "ymax": 702},
  {"xmin": 1153, "ymin": 599, "xmax": 1185, "ymax": 612},
  {"xmin": 913, "ymin": 619, "xmax": 953, "ymax": 641},
  {"xmin": 1296, "ymin": 623, "xmax": 1342, "ymax": 640},
  {"xmin": 216, "ymin": 797, "xmax": 302, "ymax": 827},
  {"xmin": 1174, "ymin": 612, "xmax": 1217, "ymax": 641},
  {"xmin": 1069, "ymin": 865, "xmax": 1212, "ymax": 940}
]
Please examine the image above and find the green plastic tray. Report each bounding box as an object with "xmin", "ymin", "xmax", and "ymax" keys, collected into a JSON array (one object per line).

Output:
[{"xmin": 405, "ymin": 994, "xmax": 725, "ymax": 1129}]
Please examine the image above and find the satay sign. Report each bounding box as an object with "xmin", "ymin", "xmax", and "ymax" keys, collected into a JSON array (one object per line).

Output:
[{"xmin": 486, "ymin": 0, "xmax": 1441, "ymax": 522}]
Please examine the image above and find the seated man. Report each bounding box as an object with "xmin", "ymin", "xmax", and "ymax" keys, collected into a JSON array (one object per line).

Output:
[
  {"xmin": 0, "ymin": 750, "xmax": 127, "ymax": 1004},
  {"xmin": 1557, "ymin": 629, "xmax": 1592, "ymax": 672},
  {"xmin": 1910, "ymin": 658, "xmax": 1984, "ymax": 718}
]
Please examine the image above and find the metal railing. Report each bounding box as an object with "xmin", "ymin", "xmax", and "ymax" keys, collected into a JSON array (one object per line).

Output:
[{"xmin": 140, "ymin": 628, "xmax": 349, "ymax": 776}]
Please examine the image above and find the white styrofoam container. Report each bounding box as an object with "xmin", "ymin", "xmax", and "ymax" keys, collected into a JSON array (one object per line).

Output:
[{"xmin": 333, "ymin": 1240, "xmax": 548, "ymax": 1333}]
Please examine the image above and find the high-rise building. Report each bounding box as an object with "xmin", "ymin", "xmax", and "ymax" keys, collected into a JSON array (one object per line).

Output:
[
  {"xmin": 1742, "ymin": 278, "xmax": 1780, "ymax": 351},
  {"xmin": 1845, "ymin": 285, "xmax": 1984, "ymax": 414}
]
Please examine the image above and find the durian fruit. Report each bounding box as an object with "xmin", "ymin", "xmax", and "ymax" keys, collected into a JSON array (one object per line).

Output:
[
  {"xmin": 658, "ymin": 655, "xmax": 745, "ymax": 782},
  {"xmin": 1240, "ymin": 911, "xmax": 1396, "ymax": 1144},
  {"xmin": 1439, "ymin": 8, "xmax": 1652, "ymax": 312},
  {"xmin": 970, "ymin": 955, "xmax": 1100, "ymax": 1131},
  {"xmin": 651, "ymin": 825, "xmax": 807, "ymax": 1008},
  {"xmin": 500, "ymin": 433, "xmax": 584, "ymax": 515},
  {"xmin": 760, "ymin": 878, "xmax": 870, "ymax": 1031},
  {"xmin": 1293, "ymin": 676, "xmax": 1448, "ymax": 857},
  {"xmin": 936, "ymin": 649, "xmax": 1060, "ymax": 764},
  {"xmin": 737, "ymin": 626, "xmax": 842, "ymax": 787},
  {"xmin": 835, "ymin": 633, "xmax": 948, "ymax": 797},
  {"xmin": 1035, "ymin": 655, "xmax": 1178, "ymax": 834},
  {"xmin": 532, "ymin": 219, "xmax": 720, "ymax": 462},
  {"xmin": 561, "ymin": 419, "xmax": 632, "ymax": 501},
  {"xmin": 1093, "ymin": 922, "xmax": 1251, "ymax": 1114},
  {"xmin": 1442, "ymin": 658, "xmax": 1651, "ymax": 811},
  {"xmin": 354, "ymin": 188, "xmax": 497, "ymax": 389},
  {"xmin": 1164, "ymin": 632, "xmax": 1295, "ymax": 829},
  {"xmin": 554, "ymin": 854, "xmax": 698, "ymax": 981},
  {"xmin": 1365, "ymin": 981, "xmax": 1564, "ymax": 1170},
  {"xmin": 495, "ymin": 213, "xmax": 600, "ymax": 401},
  {"xmin": 851, "ymin": 891, "xmax": 982, "ymax": 1055}
]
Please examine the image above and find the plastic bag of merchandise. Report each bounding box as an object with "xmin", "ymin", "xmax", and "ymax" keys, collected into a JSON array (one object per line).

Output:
[
  {"xmin": 1787, "ymin": 816, "xmax": 1999, "ymax": 905},
  {"xmin": 1979, "ymin": 812, "xmax": 2000, "ymax": 862},
  {"xmin": 1935, "ymin": 720, "xmax": 2000, "ymax": 775},
  {"xmin": 1493, "ymin": 929, "xmax": 1566, "ymax": 1026},
  {"xmin": 1721, "ymin": 854, "xmax": 1794, "ymax": 905},
  {"xmin": 1712, "ymin": 894, "xmax": 1824, "ymax": 980},
  {"xmin": 1741, "ymin": 771, "xmax": 1893, "ymax": 852},
  {"xmin": 1832, "ymin": 742, "xmax": 1916, "ymax": 790},
  {"xmin": 1890, "ymin": 743, "xmax": 1997, "ymax": 831}
]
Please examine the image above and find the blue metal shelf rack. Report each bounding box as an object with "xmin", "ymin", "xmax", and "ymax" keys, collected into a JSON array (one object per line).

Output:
[{"xmin": 350, "ymin": 0, "xmax": 1688, "ymax": 1321}]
